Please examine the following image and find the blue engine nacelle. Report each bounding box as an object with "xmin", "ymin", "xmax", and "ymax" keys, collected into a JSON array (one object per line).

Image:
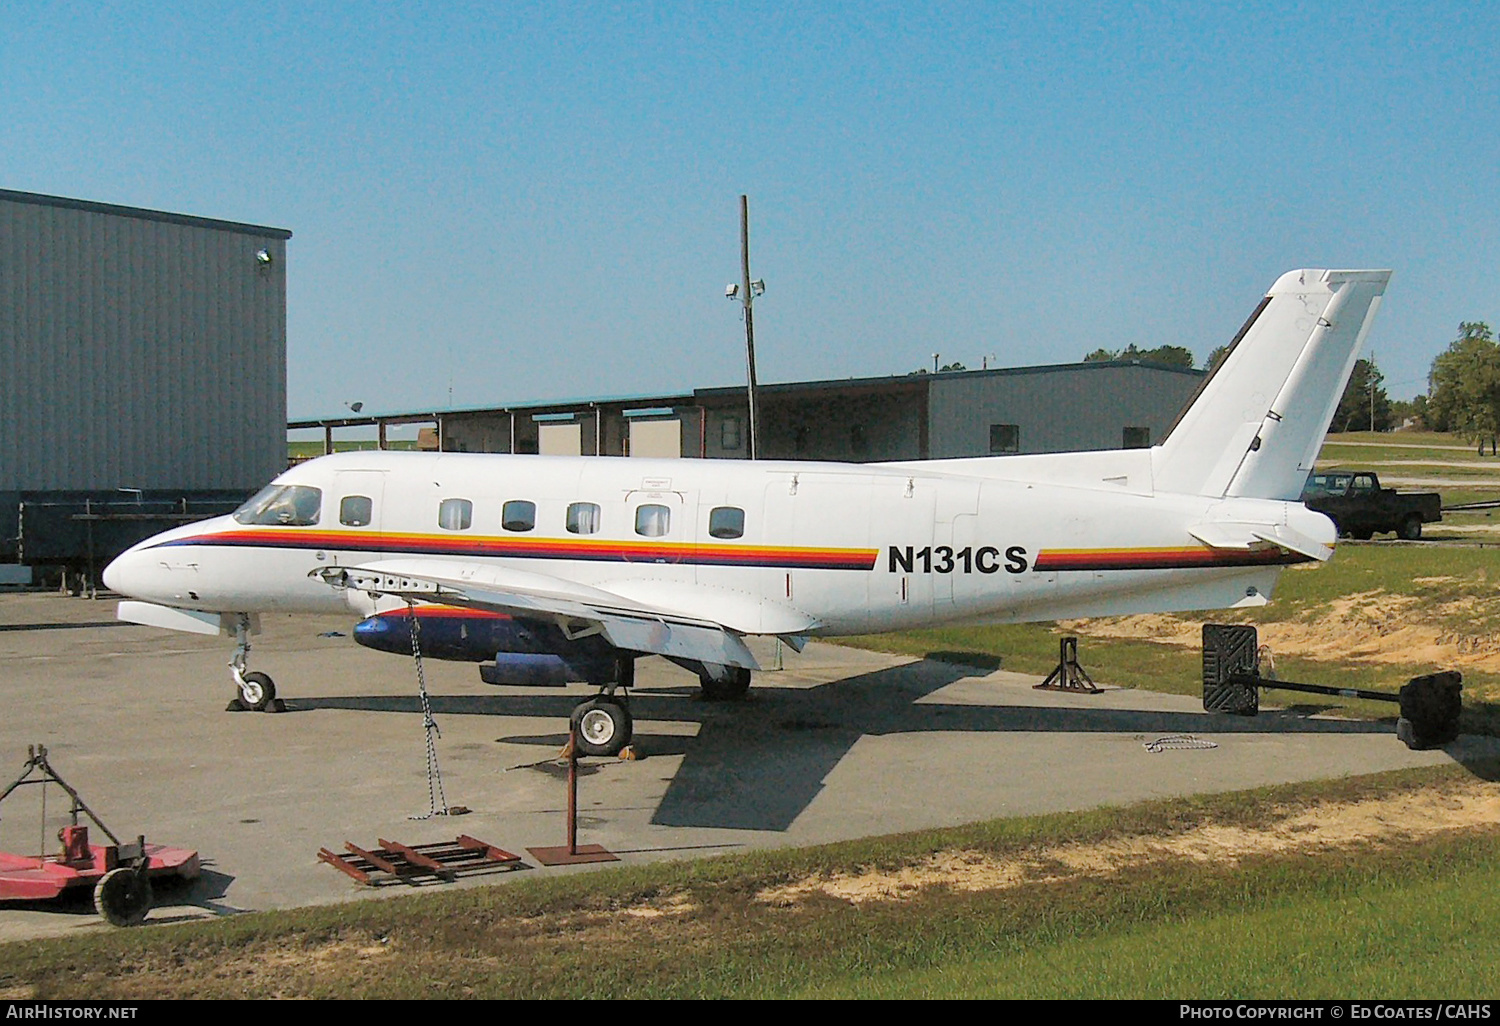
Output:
[{"xmin": 353, "ymin": 610, "xmax": 621, "ymax": 685}]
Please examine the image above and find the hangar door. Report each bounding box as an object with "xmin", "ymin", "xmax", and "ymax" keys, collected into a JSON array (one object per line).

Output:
[
  {"xmin": 629, "ymin": 419, "xmax": 681, "ymax": 458},
  {"xmin": 538, "ymin": 422, "xmax": 582, "ymax": 456}
]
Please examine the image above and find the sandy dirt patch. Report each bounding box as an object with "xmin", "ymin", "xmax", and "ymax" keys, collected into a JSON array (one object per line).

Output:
[
  {"xmin": 756, "ymin": 784, "xmax": 1500, "ymax": 906},
  {"xmin": 1054, "ymin": 591, "xmax": 1500, "ymax": 673}
]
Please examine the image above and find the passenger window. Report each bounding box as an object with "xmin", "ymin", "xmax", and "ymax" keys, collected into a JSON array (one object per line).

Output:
[
  {"xmin": 635, "ymin": 504, "xmax": 671, "ymax": 537},
  {"xmin": 502, "ymin": 500, "xmax": 536, "ymax": 532},
  {"xmin": 709, "ymin": 506, "xmax": 745, "ymax": 539},
  {"xmin": 339, "ymin": 495, "xmax": 373, "ymax": 527},
  {"xmin": 233, "ymin": 484, "xmax": 322, "ymax": 526},
  {"xmin": 567, "ymin": 502, "xmax": 600, "ymax": 535},
  {"xmin": 438, "ymin": 498, "xmax": 473, "ymax": 531}
]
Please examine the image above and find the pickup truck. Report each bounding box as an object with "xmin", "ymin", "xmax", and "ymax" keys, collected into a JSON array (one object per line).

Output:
[{"xmin": 1299, "ymin": 471, "xmax": 1442, "ymax": 540}]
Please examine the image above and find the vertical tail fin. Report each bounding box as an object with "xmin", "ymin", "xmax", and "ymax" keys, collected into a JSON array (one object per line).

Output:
[{"xmin": 1152, "ymin": 269, "xmax": 1390, "ymax": 500}]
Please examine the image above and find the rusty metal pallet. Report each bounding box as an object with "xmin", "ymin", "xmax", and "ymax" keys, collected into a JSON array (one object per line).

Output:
[{"xmin": 318, "ymin": 834, "xmax": 523, "ymax": 887}]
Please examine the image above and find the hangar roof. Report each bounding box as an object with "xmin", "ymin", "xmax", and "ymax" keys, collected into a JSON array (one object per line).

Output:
[{"xmin": 0, "ymin": 187, "xmax": 292, "ymax": 239}]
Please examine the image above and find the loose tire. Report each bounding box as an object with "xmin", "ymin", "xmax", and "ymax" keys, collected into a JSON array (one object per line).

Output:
[
  {"xmin": 239, "ymin": 671, "xmax": 276, "ymax": 712},
  {"xmin": 94, "ymin": 868, "xmax": 152, "ymax": 927},
  {"xmin": 572, "ymin": 698, "xmax": 632, "ymax": 757}
]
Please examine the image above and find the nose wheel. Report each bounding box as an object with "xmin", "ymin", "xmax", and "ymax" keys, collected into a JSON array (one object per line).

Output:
[
  {"xmin": 236, "ymin": 671, "xmax": 277, "ymax": 712},
  {"xmin": 570, "ymin": 696, "xmax": 633, "ymax": 758}
]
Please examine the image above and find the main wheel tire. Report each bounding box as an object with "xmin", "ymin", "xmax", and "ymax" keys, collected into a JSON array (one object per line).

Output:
[
  {"xmin": 1399, "ymin": 515, "xmax": 1423, "ymax": 541},
  {"xmin": 699, "ymin": 667, "xmax": 751, "ymax": 702},
  {"xmin": 572, "ymin": 698, "xmax": 632, "ymax": 757},
  {"xmin": 239, "ymin": 671, "xmax": 276, "ymax": 712},
  {"xmin": 94, "ymin": 868, "xmax": 153, "ymax": 927}
]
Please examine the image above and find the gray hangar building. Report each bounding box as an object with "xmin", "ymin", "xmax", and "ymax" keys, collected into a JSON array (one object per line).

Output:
[
  {"xmin": 0, "ymin": 188, "xmax": 290, "ymax": 576},
  {"xmin": 296, "ymin": 360, "xmax": 1205, "ymax": 464}
]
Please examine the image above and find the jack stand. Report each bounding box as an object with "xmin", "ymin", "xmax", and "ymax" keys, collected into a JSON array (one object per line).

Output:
[
  {"xmin": 1035, "ymin": 636, "xmax": 1101, "ymax": 694},
  {"xmin": 528, "ymin": 723, "xmax": 618, "ymax": 866}
]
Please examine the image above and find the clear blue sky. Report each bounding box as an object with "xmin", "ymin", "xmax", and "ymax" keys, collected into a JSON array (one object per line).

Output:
[{"xmin": 2, "ymin": 2, "xmax": 1495, "ymax": 418}]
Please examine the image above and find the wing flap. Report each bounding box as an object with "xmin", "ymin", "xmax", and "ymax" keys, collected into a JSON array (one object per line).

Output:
[{"xmin": 313, "ymin": 559, "xmax": 762, "ymax": 670}]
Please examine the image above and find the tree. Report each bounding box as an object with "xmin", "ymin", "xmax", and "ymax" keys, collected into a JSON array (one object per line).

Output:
[
  {"xmin": 1330, "ymin": 358, "xmax": 1392, "ymax": 432},
  {"xmin": 1428, "ymin": 322, "xmax": 1500, "ymax": 453},
  {"xmin": 1081, "ymin": 344, "xmax": 1195, "ymax": 368},
  {"xmin": 1204, "ymin": 345, "xmax": 1229, "ymax": 372},
  {"xmin": 1389, "ymin": 393, "xmax": 1429, "ymax": 430}
]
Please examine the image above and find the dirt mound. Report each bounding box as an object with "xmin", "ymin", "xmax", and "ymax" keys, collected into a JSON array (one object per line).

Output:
[
  {"xmin": 1056, "ymin": 590, "xmax": 1500, "ymax": 674},
  {"xmin": 756, "ymin": 783, "xmax": 1500, "ymax": 906}
]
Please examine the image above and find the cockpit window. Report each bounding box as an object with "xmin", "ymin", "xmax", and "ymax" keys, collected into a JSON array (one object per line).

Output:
[{"xmin": 233, "ymin": 484, "xmax": 322, "ymax": 526}]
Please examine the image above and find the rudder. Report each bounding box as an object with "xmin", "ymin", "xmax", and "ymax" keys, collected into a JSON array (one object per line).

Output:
[{"xmin": 1152, "ymin": 269, "xmax": 1390, "ymax": 501}]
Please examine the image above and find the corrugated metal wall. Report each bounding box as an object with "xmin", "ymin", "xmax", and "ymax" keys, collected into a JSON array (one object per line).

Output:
[
  {"xmin": 0, "ymin": 191, "xmax": 287, "ymax": 491},
  {"xmin": 928, "ymin": 363, "xmax": 1203, "ymax": 457}
]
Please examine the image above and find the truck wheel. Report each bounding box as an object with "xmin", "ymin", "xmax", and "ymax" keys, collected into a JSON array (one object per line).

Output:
[{"xmin": 1399, "ymin": 515, "xmax": 1423, "ymax": 541}]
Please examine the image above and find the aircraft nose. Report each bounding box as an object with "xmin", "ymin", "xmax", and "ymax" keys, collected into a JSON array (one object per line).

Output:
[{"xmin": 101, "ymin": 546, "xmax": 141, "ymax": 596}]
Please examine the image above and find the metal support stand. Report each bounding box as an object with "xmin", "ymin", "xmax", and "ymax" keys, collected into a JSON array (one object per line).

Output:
[
  {"xmin": 527, "ymin": 723, "xmax": 618, "ymax": 866},
  {"xmin": 1035, "ymin": 636, "xmax": 1101, "ymax": 694}
]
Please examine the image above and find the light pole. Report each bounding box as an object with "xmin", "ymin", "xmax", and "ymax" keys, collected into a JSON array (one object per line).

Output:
[{"xmin": 725, "ymin": 195, "xmax": 765, "ymax": 459}]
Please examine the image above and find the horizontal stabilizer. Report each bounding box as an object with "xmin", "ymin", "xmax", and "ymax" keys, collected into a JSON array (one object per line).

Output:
[{"xmin": 1187, "ymin": 522, "xmax": 1333, "ymax": 562}]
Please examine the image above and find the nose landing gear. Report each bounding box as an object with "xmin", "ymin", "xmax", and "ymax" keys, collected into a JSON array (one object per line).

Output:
[{"xmin": 228, "ymin": 614, "xmax": 278, "ymax": 712}]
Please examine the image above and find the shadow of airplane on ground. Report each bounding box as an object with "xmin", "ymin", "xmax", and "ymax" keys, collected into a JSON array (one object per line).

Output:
[{"xmin": 283, "ymin": 655, "xmax": 1467, "ymax": 833}]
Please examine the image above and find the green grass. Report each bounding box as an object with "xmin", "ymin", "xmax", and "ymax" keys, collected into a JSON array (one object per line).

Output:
[
  {"xmin": 805, "ymin": 851, "xmax": 1500, "ymax": 998},
  {"xmin": 1, "ymin": 765, "xmax": 1495, "ymax": 999}
]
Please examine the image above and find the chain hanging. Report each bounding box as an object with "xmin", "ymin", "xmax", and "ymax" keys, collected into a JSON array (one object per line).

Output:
[
  {"xmin": 406, "ymin": 600, "xmax": 451, "ymax": 819},
  {"xmin": 1143, "ymin": 734, "xmax": 1219, "ymax": 753}
]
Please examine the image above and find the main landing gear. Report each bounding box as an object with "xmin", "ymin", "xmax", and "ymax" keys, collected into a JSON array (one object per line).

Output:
[
  {"xmin": 228, "ymin": 613, "xmax": 278, "ymax": 712},
  {"xmin": 569, "ymin": 655, "xmax": 635, "ymax": 757},
  {"xmin": 698, "ymin": 665, "xmax": 751, "ymax": 702}
]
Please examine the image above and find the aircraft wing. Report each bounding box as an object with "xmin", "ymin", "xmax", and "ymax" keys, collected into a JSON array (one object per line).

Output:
[{"xmin": 311, "ymin": 558, "xmax": 795, "ymax": 670}]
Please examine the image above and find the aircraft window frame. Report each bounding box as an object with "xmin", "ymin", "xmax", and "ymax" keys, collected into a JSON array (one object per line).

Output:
[
  {"xmin": 438, "ymin": 498, "xmax": 473, "ymax": 531},
  {"xmin": 232, "ymin": 484, "xmax": 322, "ymax": 527},
  {"xmin": 566, "ymin": 502, "xmax": 601, "ymax": 535},
  {"xmin": 502, "ymin": 499, "xmax": 537, "ymax": 533},
  {"xmin": 635, "ymin": 504, "xmax": 671, "ymax": 538},
  {"xmin": 339, "ymin": 495, "xmax": 373, "ymax": 527},
  {"xmin": 708, "ymin": 506, "xmax": 745, "ymax": 540}
]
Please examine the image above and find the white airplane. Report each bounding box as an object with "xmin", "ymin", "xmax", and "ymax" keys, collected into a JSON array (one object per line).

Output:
[{"xmin": 104, "ymin": 268, "xmax": 1390, "ymax": 757}]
